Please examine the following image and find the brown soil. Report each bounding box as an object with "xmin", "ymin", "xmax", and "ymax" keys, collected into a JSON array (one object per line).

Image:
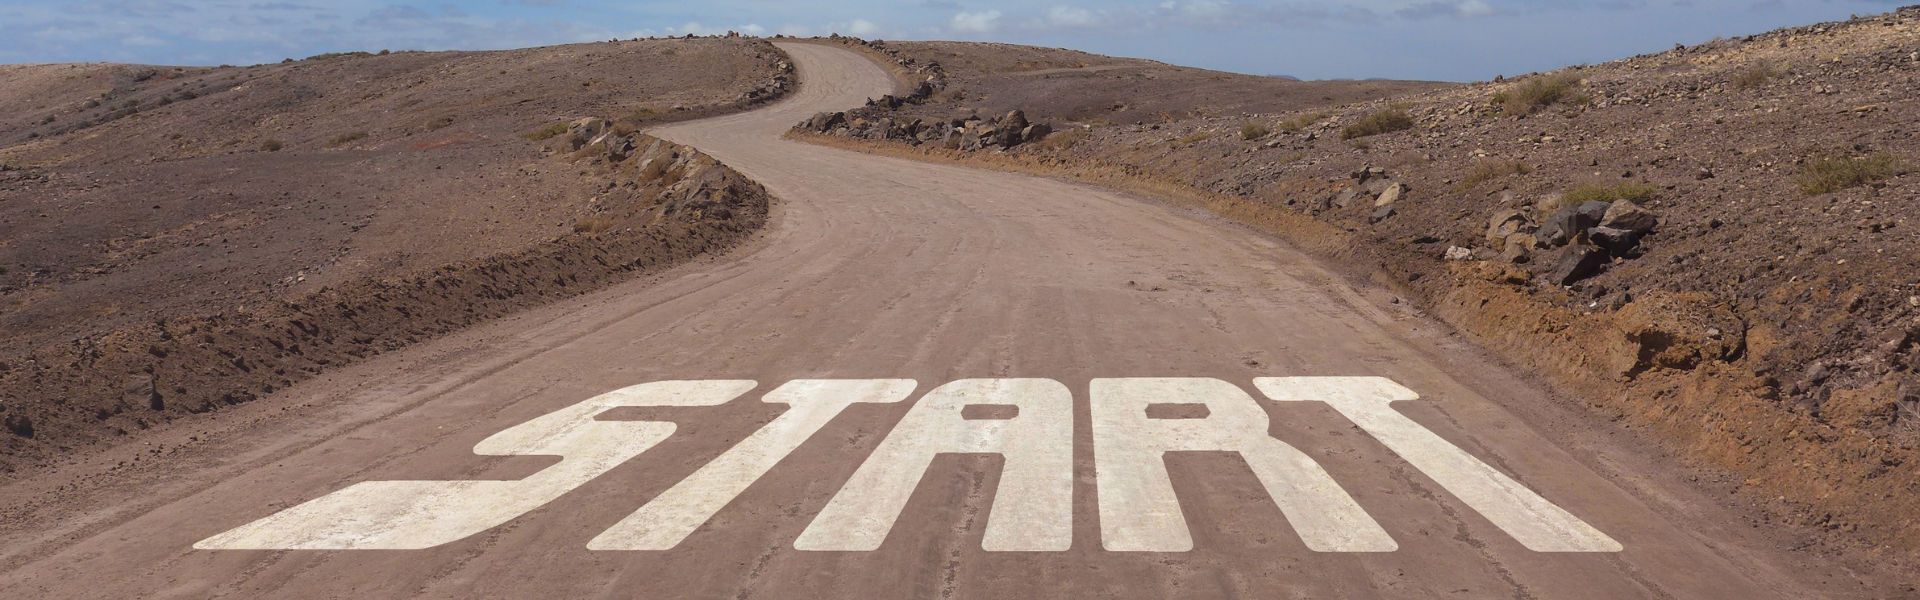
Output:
[
  {"xmin": 793, "ymin": 7, "xmax": 1920, "ymax": 566},
  {"xmin": 0, "ymin": 38, "xmax": 785, "ymax": 475}
]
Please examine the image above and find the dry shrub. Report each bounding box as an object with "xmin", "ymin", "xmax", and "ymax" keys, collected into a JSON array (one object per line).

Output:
[
  {"xmin": 1034, "ymin": 128, "xmax": 1087, "ymax": 152},
  {"xmin": 258, "ymin": 139, "xmax": 283, "ymax": 152},
  {"xmin": 1276, "ymin": 111, "xmax": 1330, "ymax": 132},
  {"xmin": 1240, "ymin": 122, "xmax": 1270, "ymax": 140},
  {"xmin": 1733, "ymin": 60, "xmax": 1782, "ymax": 90},
  {"xmin": 1796, "ymin": 154, "xmax": 1901, "ymax": 196},
  {"xmin": 521, "ymin": 122, "xmax": 568, "ymax": 141},
  {"xmin": 1453, "ymin": 160, "xmax": 1532, "ymax": 191},
  {"xmin": 325, "ymin": 131, "xmax": 367, "ymax": 148},
  {"xmin": 1172, "ymin": 131, "xmax": 1214, "ymax": 148},
  {"xmin": 1491, "ymin": 72, "xmax": 1586, "ymax": 116},
  {"xmin": 1340, "ymin": 108, "xmax": 1413, "ymax": 140},
  {"xmin": 426, "ymin": 116, "xmax": 455, "ymax": 131}
]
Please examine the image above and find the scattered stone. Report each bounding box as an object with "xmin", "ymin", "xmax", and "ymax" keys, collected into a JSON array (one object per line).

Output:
[
  {"xmin": 1375, "ymin": 183, "xmax": 1406, "ymax": 207},
  {"xmin": 1444, "ymin": 245, "xmax": 1474, "ymax": 261},
  {"xmin": 1549, "ymin": 244, "xmax": 1608, "ymax": 285},
  {"xmin": 1334, "ymin": 188, "xmax": 1360, "ymax": 208},
  {"xmin": 4, "ymin": 413, "xmax": 31, "ymax": 438},
  {"xmin": 1600, "ymin": 199, "xmax": 1659, "ymax": 233},
  {"xmin": 1588, "ymin": 226, "xmax": 1642, "ymax": 257},
  {"xmin": 1369, "ymin": 206, "xmax": 1397, "ymax": 223},
  {"xmin": 1485, "ymin": 209, "xmax": 1530, "ymax": 244},
  {"xmin": 1502, "ymin": 233, "xmax": 1537, "ymax": 263}
]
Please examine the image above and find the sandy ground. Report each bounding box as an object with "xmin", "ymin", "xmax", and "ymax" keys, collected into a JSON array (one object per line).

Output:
[{"xmin": 0, "ymin": 43, "xmax": 1904, "ymax": 598}]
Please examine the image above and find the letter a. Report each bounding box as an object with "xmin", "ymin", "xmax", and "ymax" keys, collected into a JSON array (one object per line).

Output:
[{"xmin": 794, "ymin": 378, "xmax": 1073, "ymax": 551}]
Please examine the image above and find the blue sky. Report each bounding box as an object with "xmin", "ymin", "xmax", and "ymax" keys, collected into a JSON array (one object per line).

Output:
[{"xmin": 0, "ymin": 1, "xmax": 1904, "ymax": 81}]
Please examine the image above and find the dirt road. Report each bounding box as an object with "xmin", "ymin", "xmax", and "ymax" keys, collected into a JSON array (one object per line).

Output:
[{"xmin": 0, "ymin": 42, "xmax": 1890, "ymax": 598}]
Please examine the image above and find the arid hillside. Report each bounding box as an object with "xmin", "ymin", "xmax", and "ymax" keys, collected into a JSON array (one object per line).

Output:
[
  {"xmin": 0, "ymin": 37, "xmax": 787, "ymax": 474},
  {"xmin": 795, "ymin": 7, "xmax": 1920, "ymax": 563}
]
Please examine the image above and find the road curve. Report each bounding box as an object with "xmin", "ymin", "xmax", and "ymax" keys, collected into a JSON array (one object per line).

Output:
[{"xmin": 0, "ymin": 42, "xmax": 1858, "ymax": 598}]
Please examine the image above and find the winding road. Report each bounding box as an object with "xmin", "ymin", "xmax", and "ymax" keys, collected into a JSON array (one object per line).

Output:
[{"xmin": 0, "ymin": 42, "xmax": 1869, "ymax": 598}]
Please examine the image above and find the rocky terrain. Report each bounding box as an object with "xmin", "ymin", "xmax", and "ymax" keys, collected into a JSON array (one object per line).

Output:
[
  {"xmin": 795, "ymin": 8, "xmax": 1920, "ymax": 562},
  {"xmin": 0, "ymin": 37, "xmax": 786, "ymax": 475}
]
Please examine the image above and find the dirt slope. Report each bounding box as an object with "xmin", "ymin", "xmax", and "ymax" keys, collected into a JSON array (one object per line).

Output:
[
  {"xmin": 0, "ymin": 37, "xmax": 787, "ymax": 474},
  {"xmin": 794, "ymin": 7, "xmax": 1920, "ymax": 564}
]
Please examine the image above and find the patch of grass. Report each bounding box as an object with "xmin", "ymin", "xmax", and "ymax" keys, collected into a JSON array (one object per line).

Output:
[
  {"xmin": 1732, "ymin": 60, "xmax": 1782, "ymax": 89},
  {"xmin": 1239, "ymin": 122, "xmax": 1269, "ymax": 140},
  {"xmin": 1034, "ymin": 128, "xmax": 1087, "ymax": 152},
  {"xmin": 1796, "ymin": 153, "xmax": 1901, "ymax": 196},
  {"xmin": 325, "ymin": 131, "xmax": 367, "ymax": 148},
  {"xmin": 1275, "ymin": 111, "xmax": 1329, "ymax": 132},
  {"xmin": 1563, "ymin": 180, "xmax": 1657, "ymax": 205},
  {"xmin": 1340, "ymin": 107, "xmax": 1413, "ymax": 140},
  {"xmin": 1452, "ymin": 160, "xmax": 1532, "ymax": 191},
  {"xmin": 426, "ymin": 116, "xmax": 455, "ymax": 131},
  {"xmin": 1491, "ymin": 72, "xmax": 1586, "ymax": 116},
  {"xmin": 521, "ymin": 122, "xmax": 569, "ymax": 141},
  {"xmin": 259, "ymin": 139, "xmax": 283, "ymax": 152},
  {"xmin": 1172, "ymin": 131, "xmax": 1214, "ymax": 148},
  {"xmin": 624, "ymin": 106, "xmax": 659, "ymax": 121}
]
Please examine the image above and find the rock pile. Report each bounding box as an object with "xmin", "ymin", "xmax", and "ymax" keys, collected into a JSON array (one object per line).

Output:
[
  {"xmin": 798, "ymin": 107, "xmax": 1054, "ymax": 151},
  {"xmin": 1481, "ymin": 198, "xmax": 1661, "ymax": 286}
]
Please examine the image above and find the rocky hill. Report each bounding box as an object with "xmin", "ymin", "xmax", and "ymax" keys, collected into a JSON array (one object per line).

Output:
[
  {"xmin": 0, "ymin": 37, "xmax": 786, "ymax": 475},
  {"xmin": 794, "ymin": 7, "xmax": 1920, "ymax": 561}
]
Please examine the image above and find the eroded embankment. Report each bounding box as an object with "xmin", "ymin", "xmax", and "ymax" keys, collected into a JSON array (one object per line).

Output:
[
  {"xmin": 0, "ymin": 130, "xmax": 772, "ymax": 475},
  {"xmin": 788, "ymin": 125, "xmax": 1920, "ymax": 560}
]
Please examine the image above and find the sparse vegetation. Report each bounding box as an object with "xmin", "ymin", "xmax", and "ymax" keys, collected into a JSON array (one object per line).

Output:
[
  {"xmin": 1453, "ymin": 160, "xmax": 1532, "ymax": 191},
  {"xmin": 1733, "ymin": 60, "xmax": 1782, "ymax": 89},
  {"xmin": 1340, "ymin": 107, "xmax": 1413, "ymax": 140},
  {"xmin": 306, "ymin": 51, "xmax": 374, "ymax": 61},
  {"xmin": 1172, "ymin": 131, "xmax": 1214, "ymax": 148},
  {"xmin": 1239, "ymin": 122, "xmax": 1269, "ymax": 140},
  {"xmin": 259, "ymin": 139, "xmax": 283, "ymax": 152},
  {"xmin": 1796, "ymin": 153, "xmax": 1901, "ymax": 196},
  {"xmin": 625, "ymin": 106, "xmax": 659, "ymax": 121},
  {"xmin": 426, "ymin": 116, "xmax": 455, "ymax": 131},
  {"xmin": 1276, "ymin": 111, "xmax": 1330, "ymax": 132},
  {"xmin": 1034, "ymin": 128, "xmax": 1087, "ymax": 151},
  {"xmin": 1492, "ymin": 72, "xmax": 1586, "ymax": 116},
  {"xmin": 523, "ymin": 122, "xmax": 569, "ymax": 141},
  {"xmin": 325, "ymin": 131, "xmax": 368, "ymax": 148},
  {"xmin": 1562, "ymin": 180, "xmax": 1657, "ymax": 205}
]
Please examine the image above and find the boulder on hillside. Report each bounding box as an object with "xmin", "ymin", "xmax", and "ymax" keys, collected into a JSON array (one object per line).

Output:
[
  {"xmin": 1601, "ymin": 200, "xmax": 1659, "ymax": 233},
  {"xmin": 1548, "ymin": 244, "xmax": 1608, "ymax": 285}
]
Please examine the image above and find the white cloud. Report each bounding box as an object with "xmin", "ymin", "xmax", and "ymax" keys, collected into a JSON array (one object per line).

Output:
[
  {"xmin": 949, "ymin": 9, "xmax": 1001, "ymax": 33},
  {"xmin": 847, "ymin": 18, "xmax": 879, "ymax": 36},
  {"xmin": 1043, "ymin": 6, "xmax": 1101, "ymax": 28},
  {"xmin": 121, "ymin": 34, "xmax": 166, "ymax": 46}
]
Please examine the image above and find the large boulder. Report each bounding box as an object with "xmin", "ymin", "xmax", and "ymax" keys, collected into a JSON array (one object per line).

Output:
[
  {"xmin": 1374, "ymin": 183, "xmax": 1406, "ymax": 207},
  {"xmin": 567, "ymin": 117, "xmax": 611, "ymax": 150},
  {"xmin": 1600, "ymin": 199, "xmax": 1659, "ymax": 233},
  {"xmin": 1021, "ymin": 123, "xmax": 1052, "ymax": 144},
  {"xmin": 1537, "ymin": 201, "xmax": 1612, "ymax": 246},
  {"xmin": 1486, "ymin": 209, "xmax": 1530, "ymax": 244},
  {"xmin": 1588, "ymin": 226, "xmax": 1641, "ymax": 257},
  {"xmin": 1547, "ymin": 244, "xmax": 1607, "ymax": 285}
]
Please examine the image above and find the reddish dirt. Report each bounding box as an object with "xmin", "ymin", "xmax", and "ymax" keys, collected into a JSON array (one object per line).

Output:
[
  {"xmin": 793, "ymin": 6, "xmax": 1920, "ymax": 570},
  {"xmin": 0, "ymin": 38, "xmax": 786, "ymax": 474}
]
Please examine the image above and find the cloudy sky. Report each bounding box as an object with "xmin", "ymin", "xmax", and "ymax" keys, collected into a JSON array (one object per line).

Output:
[{"xmin": 0, "ymin": 1, "xmax": 1903, "ymax": 81}]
